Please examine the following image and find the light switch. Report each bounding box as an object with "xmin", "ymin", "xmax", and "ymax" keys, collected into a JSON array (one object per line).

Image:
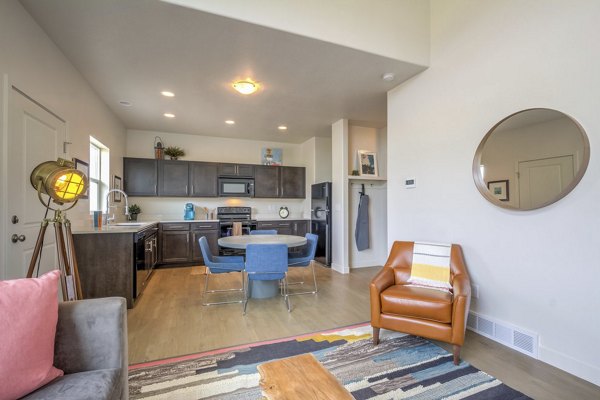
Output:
[{"xmin": 405, "ymin": 178, "xmax": 416, "ymax": 188}]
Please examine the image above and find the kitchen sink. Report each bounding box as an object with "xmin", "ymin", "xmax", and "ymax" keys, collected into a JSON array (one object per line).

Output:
[{"xmin": 112, "ymin": 222, "xmax": 144, "ymax": 226}]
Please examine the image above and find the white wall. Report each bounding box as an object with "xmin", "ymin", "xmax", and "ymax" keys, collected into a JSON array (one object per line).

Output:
[
  {"xmin": 0, "ymin": 0, "xmax": 126, "ymax": 277},
  {"xmin": 127, "ymin": 129, "xmax": 305, "ymax": 165},
  {"xmin": 314, "ymin": 137, "xmax": 332, "ymax": 184},
  {"xmin": 331, "ymin": 119, "xmax": 349, "ymax": 273},
  {"xmin": 164, "ymin": 0, "xmax": 430, "ymax": 66},
  {"xmin": 387, "ymin": 0, "xmax": 600, "ymax": 385}
]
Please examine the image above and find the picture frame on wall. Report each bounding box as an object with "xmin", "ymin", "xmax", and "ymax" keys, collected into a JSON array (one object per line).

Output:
[
  {"xmin": 487, "ymin": 179, "xmax": 509, "ymax": 201},
  {"xmin": 73, "ymin": 158, "xmax": 89, "ymax": 199},
  {"xmin": 358, "ymin": 150, "xmax": 378, "ymax": 177},
  {"xmin": 113, "ymin": 175, "xmax": 122, "ymax": 202}
]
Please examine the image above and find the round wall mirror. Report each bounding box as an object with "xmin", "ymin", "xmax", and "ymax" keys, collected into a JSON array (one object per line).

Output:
[{"xmin": 473, "ymin": 108, "xmax": 590, "ymax": 210}]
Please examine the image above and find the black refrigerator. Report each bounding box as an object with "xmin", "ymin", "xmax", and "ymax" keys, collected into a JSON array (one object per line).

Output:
[{"xmin": 311, "ymin": 182, "xmax": 332, "ymax": 266}]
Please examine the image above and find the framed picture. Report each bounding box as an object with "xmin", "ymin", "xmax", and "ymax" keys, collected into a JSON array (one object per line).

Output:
[
  {"xmin": 262, "ymin": 148, "xmax": 282, "ymax": 166},
  {"xmin": 358, "ymin": 150, "xmax": 378, "ymax": 177},
  {"xmin": 73, "ymin": 158, "xmax": 89, "ymax": 199},
  {"xmin": 113, "ymin": 175, "xmax": 122, "ymax": 202},
  {"xmin": 487, "ymin": 179, "xmax": 509, "ymax": 201}
]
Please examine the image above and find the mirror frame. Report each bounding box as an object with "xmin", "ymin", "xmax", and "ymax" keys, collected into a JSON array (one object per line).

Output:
[{"xmin": 473, "ymin": 108, "xmax": 590, "ymax": 211}]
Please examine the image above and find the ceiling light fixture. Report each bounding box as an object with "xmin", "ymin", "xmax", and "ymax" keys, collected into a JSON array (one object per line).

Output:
[
  {"xmin": 382, "ymin": 72, "xmax": 395, "ymax": 81},
  {"xmin": 161, "ymin": 91, "xmax": 175, "ymax": 97},
  {"xmin": 163, "ymin": 113, "xmax": 175, "ymax": 118},
  {"xmin": 278, "ymin": 125, "xmax": 288, "ymax": 131},
  {"xmin": 232, "ymin": 79, "xmax": 259, "ymax": 95},
  {"xmin": 225, "ymin": 120, "xmax": 235, "ymax": 125}
]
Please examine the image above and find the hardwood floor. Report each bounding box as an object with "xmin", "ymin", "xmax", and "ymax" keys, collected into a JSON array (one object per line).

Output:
[{"xmin": 128, "ymin": 265, "xmax": 600, "ymax": 399}]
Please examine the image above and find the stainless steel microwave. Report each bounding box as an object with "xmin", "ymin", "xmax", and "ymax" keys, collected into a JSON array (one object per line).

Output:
[{"xmin": 218, "ymin": 178, "xmax": 254, "ymax": 197}]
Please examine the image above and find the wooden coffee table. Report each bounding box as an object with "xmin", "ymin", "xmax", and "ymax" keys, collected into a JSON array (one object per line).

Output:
[{"xmin": 257, "ymin": 353, "xmax": 353, "ymax": 399}]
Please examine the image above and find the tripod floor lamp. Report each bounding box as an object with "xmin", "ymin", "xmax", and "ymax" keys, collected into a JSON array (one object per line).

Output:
[{"xmin": 27, "ymin": 158, "xmax": 88, "ymax": 301}]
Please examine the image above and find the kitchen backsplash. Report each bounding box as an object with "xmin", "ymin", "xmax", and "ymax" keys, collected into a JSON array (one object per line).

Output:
[{"xmin": 129, "ymin": 197, "xmax": 308, "ymax": 221}]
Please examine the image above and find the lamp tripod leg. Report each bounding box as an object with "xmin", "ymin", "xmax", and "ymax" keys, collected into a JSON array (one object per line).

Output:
[
  {"xmin": 55, "ymin": 220, "xmax": 76, "ymax": 300},
  {"xmin": 26, "ymin": 220, "xmax": 49, "ymax": 278},
  {"xmin": 64, "ymin": 222, "xmax": 83, "ymax": 299}
]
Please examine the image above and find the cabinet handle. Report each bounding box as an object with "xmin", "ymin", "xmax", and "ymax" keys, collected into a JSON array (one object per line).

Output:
[
  {"xmin": 185, "ymin": 185, "xmax": 188, "ymax": 193},
  {"xmin": 279, "ymin": 223, "xmax": 290, "ymax": 226},
  {"xmin": 195, "ymin": 225, "xmax": 212, "ymax": 228},
  {"xmin": 191, "ymin": 185, "xmax": 194, "ymax": 193},
  {"xmin": 261, "ymin": 223, "xmax": 273, "ymax": 226}
]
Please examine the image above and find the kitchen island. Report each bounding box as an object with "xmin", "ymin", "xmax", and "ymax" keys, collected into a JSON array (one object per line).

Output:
[{"xmin": 73, "ymin": 222, "xmax": 158, "ymax": 308}]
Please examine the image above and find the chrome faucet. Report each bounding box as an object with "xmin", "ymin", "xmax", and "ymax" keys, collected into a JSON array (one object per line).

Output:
[{"xmin": 105, "ymin": 189, "xmax": 129, "ymax": 225}]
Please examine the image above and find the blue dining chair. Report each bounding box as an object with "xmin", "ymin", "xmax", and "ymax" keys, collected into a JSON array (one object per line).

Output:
[
  {"xmin": 198, "ymin": 236, "xmax": 246, "ymax": 306},
  {"xmin": 244, "ymin": 243, "xmax": 290, "ymax": 314},
  {"xmin": 250, "ymin": 229, "xmax": 278, "ymax": 235},
  {"xmin": 287, "ymin": 233, "xmax": 318, "ymax": 295}
]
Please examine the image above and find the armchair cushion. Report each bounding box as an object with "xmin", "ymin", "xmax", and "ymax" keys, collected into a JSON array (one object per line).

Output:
[
  {"xmin": 407, "ymin": 242, "xmax": 452, "ymax": 291},
  {"xmin": 381, "ymin": 285, "xmax": 453, "ymax": 324},
  {"xmin": 0, "ymin": 270, "xmax": 63, "ymax": 400}
]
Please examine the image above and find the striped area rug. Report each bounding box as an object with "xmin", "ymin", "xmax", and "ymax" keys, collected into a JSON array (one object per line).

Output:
[{"xmin": 128, "ymin": 324, "xmax": 531, "ymax": 399}]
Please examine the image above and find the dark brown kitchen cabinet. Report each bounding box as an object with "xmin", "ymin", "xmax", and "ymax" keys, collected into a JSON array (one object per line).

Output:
[
  {"xmin": 160, "ymin": 230, "xmax": 190, "ymax": 263},
  {"xmin": 254, "ymin": 166, "xmax": 280, "ymax": 197},
  {"xmin": 281, "ymin": 167, "xmax": 305, "ymax": 198},
  {"xmin": 159, "ymin": 222, "xmax": 219, "ymax": 265},
  {"xmin": 158, "ymin": 160, "xmax": 189, "ymax": 196},
  {"xmin": 254, "ymin": 166, "xmax": 305, "ymax": 199},
  {"xmin": 257, "ymin": 220, "xmax": 308, "ymax": 236},
  {"xmin": 191, "ymin": 224, "xmax": 219, "ymax": 262},
  {"xmin": 218, "ymin": 163, "xmax": 254, "ymax": 177},
  {"xmin": 123, "ymin": 158, "xmax": 157, "ymax": 196},
  {"xmin": 189, "ymin": 162, "xmax": 218, "ymax": 197}
]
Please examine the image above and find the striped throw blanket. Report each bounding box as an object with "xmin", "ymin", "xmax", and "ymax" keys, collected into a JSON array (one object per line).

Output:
[{"xmin": 408, "ymin": 242, "xmax": 452, "ymax": 291}]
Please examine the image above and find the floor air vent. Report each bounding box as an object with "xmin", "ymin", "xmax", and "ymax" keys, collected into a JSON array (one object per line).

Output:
[{"xmin": 467, "ymin": 311, "xmax": 538, "ymax": 358}]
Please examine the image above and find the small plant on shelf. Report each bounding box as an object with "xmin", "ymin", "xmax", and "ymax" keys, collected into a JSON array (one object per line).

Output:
[
  {"xmin": 164, "ymin": 146, "xmax": 185, "ymax": 160},
  {"xmin": 128, "ymin": 204, "xmax": 141, "ymax": 221}
]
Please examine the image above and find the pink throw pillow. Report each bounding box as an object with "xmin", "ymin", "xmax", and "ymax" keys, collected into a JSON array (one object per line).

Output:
[{"xmin": 0, "ymin": 270, "xmax": 64, "ymax": 400}]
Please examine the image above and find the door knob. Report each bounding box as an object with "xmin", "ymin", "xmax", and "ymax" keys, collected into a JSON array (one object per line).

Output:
[{"xmin": 11, "ymin": 234, "xmax": 26, "ymax": 243}]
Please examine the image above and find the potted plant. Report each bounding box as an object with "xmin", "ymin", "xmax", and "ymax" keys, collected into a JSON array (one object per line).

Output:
[
  {"xmin": 128, "ymin": 204, "xmax": 141, "ymax": 221},
  {"xmin": 164, "ymin": 146, "xmax": 185, "ymax": 160}
]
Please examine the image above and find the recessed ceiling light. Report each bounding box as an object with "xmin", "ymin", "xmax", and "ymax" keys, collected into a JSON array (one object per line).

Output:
[
  {"xmin": 225, "ymin": 120, "xmax": 235, "ymax": 125},
  {"xmin": 232, "ymin": 79, "xmax": 259, "ymax": 95},
  {"xmin": 278, "ymin": 125, "xmax": 288, "ymax": 131},
  {"xmin": 163, "ymin": 113, "xmax": 175, "ymax": 118},
  {"xmin": 382, "ymin": 73, "xmax": 395, "ymax": 81},
  {"xmin": 119, "ymin": 100, "xmax": 132, "ymax": 107},
  {"xmin": 161, "ymin": 91, "xmax": 175, "ymax": 97}
]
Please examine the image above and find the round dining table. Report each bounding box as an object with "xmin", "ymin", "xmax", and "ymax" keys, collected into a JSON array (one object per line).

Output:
[
  {"xmin": 218, "ymin": 234, "xmax": 307, "ymax": 249},
  {"xmin": 218, "ymin": 234, "xmax": 307, "ymax": 298}
]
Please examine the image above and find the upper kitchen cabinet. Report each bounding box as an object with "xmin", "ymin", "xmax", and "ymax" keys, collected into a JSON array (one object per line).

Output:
[
  {"xmin": 254, "ymin": 166, "xmax": 306, "ymax": 199},
  {"xmin": 123, "ymin": 158, "xmax": 158, "ymax": 196},
  {"xmin": 218, "ymin": 163, "xmax": 254, "ymax": 178},
  {"xmin": 254, "ymin": 165, "xmax": 280, "ymax": 197},
  {"xmin": 281, "ymin": 166, "xmax": 305, "ymax": 198},
  {"xmin": 189, "ymin": 162, "xmax": 218, "ymax": 197},
  {"xmin": 158, "ymin": 160, "xmax": 189, "ymax": 196}
]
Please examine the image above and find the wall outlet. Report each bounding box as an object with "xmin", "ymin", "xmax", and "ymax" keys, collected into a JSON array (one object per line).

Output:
[{"xmin": 471, "ymin": 284, "xmax": 480, "ymax": 299}]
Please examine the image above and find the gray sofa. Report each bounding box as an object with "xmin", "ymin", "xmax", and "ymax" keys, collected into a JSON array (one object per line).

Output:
[{"xmin": 23, "ymin": 297, "xmax": 128, "ymax": 400}]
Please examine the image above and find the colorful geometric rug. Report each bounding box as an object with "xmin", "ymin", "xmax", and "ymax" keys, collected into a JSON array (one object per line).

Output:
[{"xmin": 129, "ymin": 324, "xmax": 531, "ymax": 399}]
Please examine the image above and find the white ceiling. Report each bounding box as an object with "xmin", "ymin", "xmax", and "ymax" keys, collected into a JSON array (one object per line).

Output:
[{"xmin": 21, "ymin": 0, "xmax": 426, "ymax": 144}]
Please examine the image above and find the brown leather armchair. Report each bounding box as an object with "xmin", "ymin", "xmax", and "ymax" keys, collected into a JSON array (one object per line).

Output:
[{"xmin": 370, "ymin": 241, "xmax": 471, "ymax": 365}]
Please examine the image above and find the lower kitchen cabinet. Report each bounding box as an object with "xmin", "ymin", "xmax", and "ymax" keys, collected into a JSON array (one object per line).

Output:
[
  {"xmin": 191, "ymin": 224, "xmax": 219, "ymax": 262},
  {"xmin": 161, "ymin": 230, "xmax": 190, "ymax": 263},
  {"xmin": 159, "ymin": 222, "xmax": 219, "ymax": 265},
  {"xmin": 257, "ymin": 220, "xmax": 309, "ymax": 236}
]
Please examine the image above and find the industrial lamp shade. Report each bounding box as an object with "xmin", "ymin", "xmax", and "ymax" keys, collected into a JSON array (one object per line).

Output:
[{"xmin": 30, "ymin": 158, "xmax": 88, "ymax": 204}]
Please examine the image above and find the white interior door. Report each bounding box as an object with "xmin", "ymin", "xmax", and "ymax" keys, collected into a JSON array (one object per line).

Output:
[
  {"xmin": 518, "ymin": 155, "xmax": 574, "ymax": 209},
  {"xmin": 5, "ymin": 87, "xmax": 66, "ymax": 279}
]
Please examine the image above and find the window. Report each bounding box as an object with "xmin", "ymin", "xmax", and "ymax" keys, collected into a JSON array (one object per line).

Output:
[{"xmin": 89, "ymin": 137, "xmax": 110, "ymax": 212}]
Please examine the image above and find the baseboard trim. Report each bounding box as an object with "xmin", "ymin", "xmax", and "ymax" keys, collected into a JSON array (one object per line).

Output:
[
  {"xmin": 539, "ymin": 345, "xmax": 600, "ymax": 387},
  {"xmin": 331, "ymin": 263, "xmax": 349, "ymax": 274}
]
